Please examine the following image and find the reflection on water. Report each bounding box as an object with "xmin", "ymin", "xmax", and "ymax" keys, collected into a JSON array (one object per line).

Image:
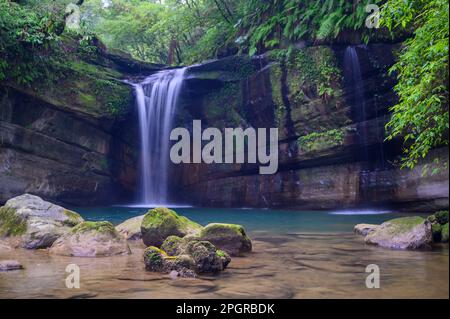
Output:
[{"xmin": 0, "ymin": 209, "xmax": 448, "ymax": 299}]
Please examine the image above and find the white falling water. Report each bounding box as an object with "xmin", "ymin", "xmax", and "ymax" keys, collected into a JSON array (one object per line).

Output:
[{"xmin": 133, "ymin": 68, "xmax": 186, "ymax": 205}]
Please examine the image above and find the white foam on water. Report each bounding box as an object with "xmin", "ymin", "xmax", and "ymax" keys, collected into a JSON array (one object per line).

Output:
[
  {"xmin": 329, "ymin": 210, "xmax": 392, "ymax": 215},
  {"xmin": 115, "ymin": 204, "xmax": 193, "ymax": 209}
]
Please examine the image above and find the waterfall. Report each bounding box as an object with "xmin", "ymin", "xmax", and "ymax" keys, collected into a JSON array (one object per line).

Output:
[
  {"xmin": 133, "ymin": 68, "xmax": 186, "ymax": 205},
  {"xmin": 343, "ymin": 46, "xmax": 369, "ymax": 161},
  {"xmin": 344, "ymin": 46, "xmax": 366, "ymax": 123}
]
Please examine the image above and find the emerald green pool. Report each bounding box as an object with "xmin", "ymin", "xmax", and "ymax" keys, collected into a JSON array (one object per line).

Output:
[
  {"xmin": 0, "ymin": 207, "xmax": 448, "ymax": 299},
  {"xmin": 74, "ymin": 206, "xmax": 416, "ymax": 233}
]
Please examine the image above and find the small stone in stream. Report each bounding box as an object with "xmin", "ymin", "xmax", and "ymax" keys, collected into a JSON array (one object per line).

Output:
[
  {"xmin": 169, "ymin": 270, "xmax": 179, "ymax": 280},
  {"xmin": 0, "ymin": 260, "xmax": 23, "ymax": 271}
]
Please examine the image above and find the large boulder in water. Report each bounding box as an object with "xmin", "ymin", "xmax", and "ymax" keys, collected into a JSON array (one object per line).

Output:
[
  {"xmin": 161, "ymin": 224, "xmax": 252, "ymax": 257},
  {"xmin": 115, "ymin": 215, "xmax": 145, "ymax": 240},
  {"xmin": 50, "ymin": 221, "xmax": 131, "ymax": 257},
  {"xmin": 365, "ymin": 217, "xmax": 432, "ymax": 250},
  {"xmin": 141, "ymin": 208, "xmax": 202, "ymax": 247},
  {"xmin": 196, "ymin": 223, "xmax": 252, "ymax": 256},
  {"xmin": 0, "ymin": 194, "xmax": 84, "ymax": 249}
]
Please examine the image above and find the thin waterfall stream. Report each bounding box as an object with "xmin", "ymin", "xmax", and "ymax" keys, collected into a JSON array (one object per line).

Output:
[{"xmin": 132, "ymin": 68, "xmax": 186, "ymax": 205}]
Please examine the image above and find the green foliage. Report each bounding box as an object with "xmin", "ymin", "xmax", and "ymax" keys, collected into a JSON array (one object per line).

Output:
[
  {"xmin": 81, "ymin": 0, "xmax": 386, "ymax": 65},
  {"xmin": 238, "ymin": 0, "xmax": 384, "ymax": 57},
  {"xmin": 382, "ymin": 0, "xmax": 449, "ymax": 170},
  {"xmin": 0, "ymin": 0, "xmax": 62, "ymax": 85},
  {"xmin": 298, "ymin": 128, "xmax": 346, "ymax": 152}
]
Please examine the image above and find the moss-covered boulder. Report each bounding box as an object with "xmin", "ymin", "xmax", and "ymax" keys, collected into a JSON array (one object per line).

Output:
[
  {"xmin": 427, "ymin": 210, "xmax": 449, "ymax": 225},
  {"xmin": 115, "ymin": 215, "xmax": 145, "ymax": 240},
  {"xmin": 365, "ymin": 217, "xmax": 432, "ymax": 250},
  {"xmin": 144, "ymin": 240, "xmax": 231, "ymax": 277},
  {"xmin": 49, "ymin": 221, "xmax": 131, "ymax": 257},
  {"xmin": 143, "ymin": 246, "xmax": 196, "ymax": 278},
  {"xmin": 183, "ymin": 240, "xmax": 231, "ymax": 273},
  {"xmin": 196, "ymin": 223, "xmax": 252, "ymax": 256},
  {"xmin": 141, "ymin": 208, "xmax": 202, "ymax": 247},
  {"xmin": 161, "ymin": 235, "xmax": 184, "ymax": 256},
  {"xmin": 441, "ymin": 223, "xmax": 449, "ymax": 243},
  {"xmin": 0, "ymin": 194, "xmax": 84, "ymax": 249}
]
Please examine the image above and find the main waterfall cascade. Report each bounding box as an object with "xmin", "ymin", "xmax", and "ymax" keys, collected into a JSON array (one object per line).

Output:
[{"xmin": 133, "ymin": 68, "xmax": 186, "ymax": 205}]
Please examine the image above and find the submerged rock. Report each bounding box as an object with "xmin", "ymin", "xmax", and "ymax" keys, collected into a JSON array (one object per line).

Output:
[
  {"xmin": 197, "ymin": 223, "xmax": 252, "ymax": 256},
  {"xmin": 365, "ymin": 217, "xmax": 432, "ymax": 250},
  {"xmin": 0, "ymin": 194, "xmax": 84, "ymax": 249},
  {"xmin": 0, "ymin": 260, "xmax": 23, "ymax": 272},
  {"xmin": 50, "ymin": 221, "xmax": 131, "ymax": 257},
  {"xmin": 354, "ymin": 224, "xmax": 379, "ymax": 237},
  {"xmin": 115, "ymin": 215, "xmax": 145, "ymax": 240},
  {"xmin": 141, "ymin": 207, "xmax": 202, "ymax": 247}
]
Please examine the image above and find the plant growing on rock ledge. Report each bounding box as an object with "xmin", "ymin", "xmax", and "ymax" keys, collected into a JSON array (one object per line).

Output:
[{"xmin": 297, "ymin": 128, "xmax": 346, "ymax": 153}]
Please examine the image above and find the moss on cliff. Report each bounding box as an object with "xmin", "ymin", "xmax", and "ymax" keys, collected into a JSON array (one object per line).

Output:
[
  {"xmin": 3, "ymin": 33, "xmax": 133, "ymax": 120},
  {"xmin": 297, "ymin": 128, "xmax": 346, "ymax": 153}
]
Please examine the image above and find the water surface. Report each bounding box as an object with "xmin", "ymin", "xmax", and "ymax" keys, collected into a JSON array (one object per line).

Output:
[{"xmin": 0, "ymin": 208, "xmax": 448, "ymax": 299}]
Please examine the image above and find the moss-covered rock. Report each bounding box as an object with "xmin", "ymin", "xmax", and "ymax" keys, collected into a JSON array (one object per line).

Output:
[
  {"xmin": 365, "ymin": 217, "xmax": 432, "ymax": 250},
  {"xmin": 115, "ymin": 215, "xmax": 145, "ymax": 240},
  {"xmin": 183, "ymin": 240, "xmax": 231, "ymax": 273},
  {"xmin": 161, "ymin": 235, "xmax": 184, "ymax": 256},
  {"xmin": 144, "ymin": 239, "xmax": 231, "ymax": 276},
  {"xmin": 197, "ymin": 223, "xmax": 252, "ymax": 256},
  {"xmin": 143, "ymin": 246, "xmax": 196, "ymax": 278},
  {"xmin": 428, "ymin": 211, "xmax": 449, "ymax": 225},
  {"xmin": 432, "ymin": 223, "xmax": 443, "ymax": 242},
  {"xmin": 441, "ymin": 223, "xmax": 449, "ymax": 243},
  {"xmin": 0, "ymin": 194, "xmax": 84, "ymax": 249},
  {"xmin": 50, "ymin": 221, "xmax": 130, "ymax": 257},
  {"xmin": 141, "ymin": 208, "xmax": 202, "ymax": 247}
]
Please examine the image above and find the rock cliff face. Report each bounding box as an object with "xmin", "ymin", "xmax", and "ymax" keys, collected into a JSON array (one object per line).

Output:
[
  {"xmin": 0, "ymin": 41, "xmax": 448, "ymax": 211},
  {"xmin": 0, "ymin": 37, "xmax": 156, "ymax": 205},
  {"xmin": 171, "ymin": 44, "xmax": 449, "ymax": 211}
]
